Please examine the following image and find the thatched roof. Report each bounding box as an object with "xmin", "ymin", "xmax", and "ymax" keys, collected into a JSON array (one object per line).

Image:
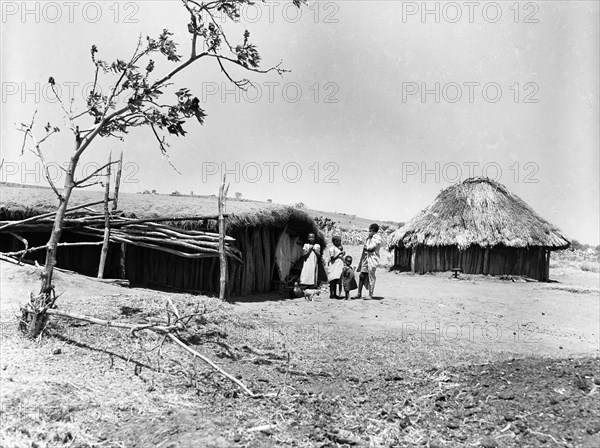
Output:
[
  {"xmin": 0, "ymin": 183, "xmax": 320, "ymax": 237},
  {"xmin": 388, "ymin": 178, "xmax": 570, "ymax": 250}
]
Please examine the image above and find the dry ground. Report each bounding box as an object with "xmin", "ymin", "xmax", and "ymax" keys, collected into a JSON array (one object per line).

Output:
[{"xmin": 0, "ymin": 247, "xmax": 599, "ymax": 447}]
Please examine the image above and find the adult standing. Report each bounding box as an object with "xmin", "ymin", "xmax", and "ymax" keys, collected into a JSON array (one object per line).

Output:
[
  {"xmin": 300, "ymin": 233, "xmax": 321, "ymax": 288},
  {"xmin": 357, "ymin": 223, "xmax": 382, "ymax": 299}
]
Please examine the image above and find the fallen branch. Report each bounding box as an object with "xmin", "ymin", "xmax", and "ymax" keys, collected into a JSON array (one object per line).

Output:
[
  {"xmin": 43, "ymin": 306, "xmax": 256, "ymax": 397},
  {"xmin": 166, "ymin": 333, "xmax": 256, "ymax": 397},
  {"xmin": 526, "ymin": 429, "xmax": 568, "ymax": 446},
  {"xmin": 166, "ymin": 297, "xmax": 186, "ymax": 331},
  {"xmin": 247, "ymin": 424, "xmax": 277, "ymax": 433},
  {"xmin": 46, "ymin": 309, "xmax": 180, "ymax": 334}
]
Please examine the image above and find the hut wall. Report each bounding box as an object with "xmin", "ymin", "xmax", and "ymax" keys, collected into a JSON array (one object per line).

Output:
[
  {"xmin": 126, "ymin": 244, "xmax": 221, "ymax": 293},
  {"xmin": 124, "ymin": 226, "xmax": 280, "ymax": 297},
  {"xmin": 0, "ymin": 231, "xmax": 121, "ymax": 277},
  {"xmin": 1, "ymin": 223, "xmax": 314, "ymax": 298},
  {"xmin": 409, "ymin": 244, "xmax": 551, "ymax": 281},
  {"xmin": 393, "ymin": 247, "xmax": 412, "ymax": 271},
  {"xmin": 125, "ymin": 225, "xmax": 305, "ymax": 297}
]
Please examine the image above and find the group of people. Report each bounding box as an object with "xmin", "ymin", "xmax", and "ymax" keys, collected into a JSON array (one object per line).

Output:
[{"xmin": 299, "ymin": 223, "xmax": 382, "ymax": 300}]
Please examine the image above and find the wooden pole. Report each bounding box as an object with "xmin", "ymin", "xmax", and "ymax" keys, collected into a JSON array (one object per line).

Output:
[
  {"xmin": 218, "ymin": 175, "xmax": 229, "ymax": 299},
  {"xmin": 112, "ymin": 150, "xmax": 123, "ymax": 212},
  {"xmin": 119, "ymin": 243, "xmax": 127, "ymax": 279},
  {"xmin": 2, "ymin": 241, "xmax": 105, "ymax": 257},
  {"xmin": 97, "ymin": 153, "xmax": 112, "ymax": 278},
  {"xmin": 483, "ymin": 247, "xmax": 490, "ymax": 275}
]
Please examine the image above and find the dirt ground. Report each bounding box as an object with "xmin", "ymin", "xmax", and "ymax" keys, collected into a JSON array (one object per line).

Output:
[{"xmin": 1, "ymin": 247, "xmax": 599, "ymax": 447}]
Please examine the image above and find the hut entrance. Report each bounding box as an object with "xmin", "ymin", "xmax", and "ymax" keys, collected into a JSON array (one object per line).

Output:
[{"xmin": 274, "ymin": 230, "xmax": 302, "ymax": 285}]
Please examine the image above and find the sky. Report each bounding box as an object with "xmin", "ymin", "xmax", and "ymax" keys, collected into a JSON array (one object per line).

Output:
[{"xmin": 1, "ymin": 1, "xmax": 599, "ymax": 244}]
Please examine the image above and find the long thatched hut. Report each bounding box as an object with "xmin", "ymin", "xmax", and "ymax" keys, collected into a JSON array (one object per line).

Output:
[
  {"xmin": 0, "ymin": 184, "xmax": 323, "ymax": 297},
  {"xmin": 388, "ymin": 178, "xmax": 570, "ymax": 281}
]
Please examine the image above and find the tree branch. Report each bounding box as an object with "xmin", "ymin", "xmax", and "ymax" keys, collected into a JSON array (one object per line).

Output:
[
  {"xmin": 2, "ymin": 241, "xmax": 104, "ymax": 258},
  {"xmin": 18, "ymin": 109, "xmax": 38, "ymax": 155},
  {"xmin": 0, "ymin": 199, "xmax": 113, "ymax": 232},
  {"xmin": 73, "ymin": 160, "xmax": 120, "ymax": 187},
  {"xmin": 19, "ymin": 115, "xmax": 63, "ymax": 199},
  {"xmin": 49, "ymin": 82, "xmax": 76, "ymax": 132},
  {"xmin": 167, "ymin": 333, "xmax": 256, "ymax": 397},
  {"xmin": 42, "ymin": 306, "xmax": 257, "ymax": 397},
  {"xmin": 28, "ymin": 144, "xmax": 62, "ymax": 200}
]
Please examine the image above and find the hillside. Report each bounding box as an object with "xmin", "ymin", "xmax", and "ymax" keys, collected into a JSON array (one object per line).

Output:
[{"xmin": 0, "ymin": 182, "xmax": 401, "ymax": 231}]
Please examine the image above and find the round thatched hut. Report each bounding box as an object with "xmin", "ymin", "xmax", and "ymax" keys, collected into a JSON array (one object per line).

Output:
[{"xmin": 388, "ymin": 177, "xmax": 570, "ymax": 281}]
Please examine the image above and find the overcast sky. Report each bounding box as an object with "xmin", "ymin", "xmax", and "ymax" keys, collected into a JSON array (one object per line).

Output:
[{"xmin": 1, "ymin": 1, "xmax": 598, "ymax": 244}]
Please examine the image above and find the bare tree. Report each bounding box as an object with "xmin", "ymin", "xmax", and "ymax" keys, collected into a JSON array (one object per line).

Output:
[{"xmin": 17, "ymin": 0, "xmax": 305, "ymax": 338}]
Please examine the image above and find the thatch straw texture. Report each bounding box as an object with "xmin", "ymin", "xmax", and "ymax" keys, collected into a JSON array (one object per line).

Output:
[
  {"xmin": 0, "ymin": 184, "xmax": 319, "ymax": 235},
  {"xmin": 388, "ymin": 178, "xmax": 570, "ymax": 251}
]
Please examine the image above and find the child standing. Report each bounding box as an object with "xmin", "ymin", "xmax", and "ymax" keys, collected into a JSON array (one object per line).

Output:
[
  {"xmin": 340, "ymin": 255, "xmax": 358, "ymax": 300},
  {"xmin": 299, "ymin": 233, "xmax": 321, "ymax": 288},
  {"xmin": 356, "ymin": 248, "xmax": 369, "ymax": 299},
  {"xmin": 327, "ymin": 235, "xmax": 345, "ymax": 298}
]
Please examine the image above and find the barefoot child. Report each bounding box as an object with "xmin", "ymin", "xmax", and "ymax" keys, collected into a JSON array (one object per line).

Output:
[
  {"xmin": 300, "ymin": 233, "xmax": 321, "ymax": 289},
  {"xmin": 355, "ymin": 248, "xmax": 369, "ymax": 299},
  {"xmin": 327, "ymin": 235, "xmax": 345, "ymax": 298},
  {"xmin": 340, "ymin": 255, "xmax": 358, "ymax": 300}
]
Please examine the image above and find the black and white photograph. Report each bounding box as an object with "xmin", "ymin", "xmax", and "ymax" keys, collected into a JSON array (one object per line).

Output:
[{"xmin": 1, "ymin": 1, "xmax": 598, "ymax": 446}]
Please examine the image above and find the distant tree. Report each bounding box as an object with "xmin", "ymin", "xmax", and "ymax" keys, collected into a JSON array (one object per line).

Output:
[
  {"xmin": 266, "ymin": 199, "xmax": 272, "ymax": 203},
  {"xmin": 235, "ymin": 192, "xmax": 243, "ymax": 200},
  {"xmin": 313, "ymin": 215, "xmax": 336, "ymax": 231},
  {"xmin": 570, "ymin": 240, "xmax": 587, "ymax": 251},
  {"xmin": 14, "ymin": 0, "xmax": 306, "ymax": 338},
  {"xmin": 171, "ymin": 190, "xmax": 181, "ymax": 196},
  {"xmin": 142, "ymin": 190, "xmax": 151, "ymax": 194},
  {"xmin": 295, "ymin": 202, "xmax": 306, "ymax": 209},
  {"xmin": 151, "ymin": 189, "xmax": 157, "ymax": 194}
]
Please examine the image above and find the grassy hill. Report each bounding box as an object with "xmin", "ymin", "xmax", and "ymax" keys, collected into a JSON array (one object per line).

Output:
[{"xmin": 0, "ymin": 182, "xmax": 402, "ymax": 231}]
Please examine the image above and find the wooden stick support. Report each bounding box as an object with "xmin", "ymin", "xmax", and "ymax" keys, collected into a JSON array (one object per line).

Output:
[
  {"xmin": 112, "ymin": 150, "xmax": 123, "ymax": 212},
  {"xmin": 97, "ymin": 153, "xmax": 112, "ymax": 278},
  {"xmin": 218, "ymin": 174, "xmax": 227, "ymax": 300},
  {"xmin": 119, "ymin": 243, "xmax": 127, "ymax": 279},
  {"xmin": 0, "ymin": 199, "xmax": 114, "ymax": 232}
]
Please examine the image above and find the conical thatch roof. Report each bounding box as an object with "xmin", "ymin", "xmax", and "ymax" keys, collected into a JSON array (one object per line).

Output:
[{"xmin": 388, "ymin": 177, "xmax": 570, "ymax": 250}]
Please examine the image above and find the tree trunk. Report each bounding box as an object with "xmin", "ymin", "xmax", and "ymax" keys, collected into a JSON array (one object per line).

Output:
[{"xmin": 20, "ymin": 153, "xmax": 80, "ymax": 338}]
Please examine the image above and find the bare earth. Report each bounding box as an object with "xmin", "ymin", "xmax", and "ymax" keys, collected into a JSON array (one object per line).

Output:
[{"xmin": 1, "ymin": 246, "xmax": 599, "ymax": 447}]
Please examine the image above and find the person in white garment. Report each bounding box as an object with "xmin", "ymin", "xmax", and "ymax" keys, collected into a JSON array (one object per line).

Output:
[
  {"xmin": 326, "ymin": 235, "xmax": 345, "ymax": 298},
  {"xmin": 299, "ymin": 233, "xmax": 321, "ymax": 288},
  {"xmin": 356, "ymin": 223, "xmax": 382, "ymax": 299}
]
